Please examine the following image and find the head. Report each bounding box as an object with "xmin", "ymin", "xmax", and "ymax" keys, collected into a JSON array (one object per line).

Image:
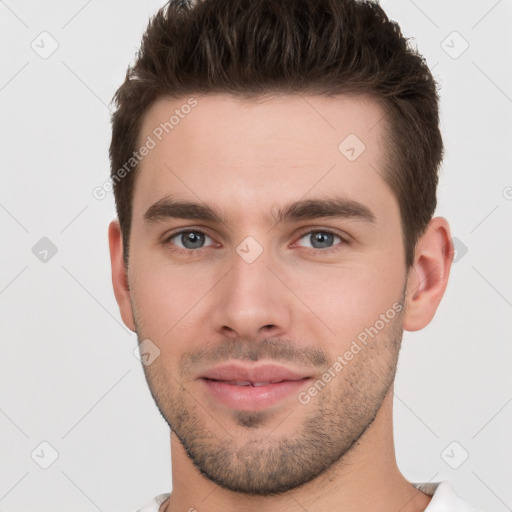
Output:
[{"xmin": 109, "ymin": 0, "xmax": 453, "ymax": 496}]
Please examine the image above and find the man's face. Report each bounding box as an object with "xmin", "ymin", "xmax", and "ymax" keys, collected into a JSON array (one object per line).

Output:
[{"xmin": 126, "ymin": 93, "xmax": 408, "ymax": 494}]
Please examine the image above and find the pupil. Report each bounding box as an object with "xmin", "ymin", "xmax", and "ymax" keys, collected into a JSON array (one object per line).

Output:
[
  {"xmin": 183, "ymin": 232, "xmax": 204, "ymax": 249},
  {"xmin": 312, "ymin": 232, "xmax": 333, "ymax": 249}
]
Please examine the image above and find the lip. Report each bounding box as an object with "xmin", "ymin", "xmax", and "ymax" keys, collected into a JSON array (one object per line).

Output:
[
  {"xmin": 199, "ymin": 362, "xmax": 309, "ymax": 383},
  {"xmin": 198, "ymin": 362, "xmax": 312, "ymax": 411}
]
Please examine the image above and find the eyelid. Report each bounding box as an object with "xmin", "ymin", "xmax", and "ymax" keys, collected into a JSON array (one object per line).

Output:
[
  {"xmin": 292, "ymin": 227, "xmax": 351, "ymax": 246},
  {"xmin": 164, "ymin": 227, "xmax": 217, "ymax": 246},
  {"xmin": 162, "ymin": 225, "xmax": 213, "ymax": 241}
]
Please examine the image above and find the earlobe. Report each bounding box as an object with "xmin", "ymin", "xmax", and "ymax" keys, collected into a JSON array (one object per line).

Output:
[
  {"xmin": 108, "ymin": 220, "xmax": 136, "ymax": 332},
  {"xmin": 403, "ymin": 217, "xmax": 454, "ymax": 332}
]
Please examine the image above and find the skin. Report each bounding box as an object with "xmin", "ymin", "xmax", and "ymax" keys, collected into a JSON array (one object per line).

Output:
[{"xmin": 109, "ymin": 93, "xmax": 453, "ymax": 512}]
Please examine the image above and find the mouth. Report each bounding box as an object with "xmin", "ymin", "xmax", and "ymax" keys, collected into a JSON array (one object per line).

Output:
[
  {"xmin": 205, "ymin": 379, "xmax": 294, "ymax": 386},
  {"xmin": 198, "ymin": 363, "xmax": 312, "ymax": 411}
]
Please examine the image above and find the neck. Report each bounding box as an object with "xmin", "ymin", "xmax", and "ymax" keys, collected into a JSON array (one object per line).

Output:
[{"xmin": 161, "ymin": 388, "xmax": 432, "ymax": 512}]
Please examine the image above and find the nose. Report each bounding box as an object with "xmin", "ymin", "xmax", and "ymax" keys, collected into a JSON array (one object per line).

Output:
[{"xmin": 211, "ymin": 246, "xmax": 293, "ymax": 342}]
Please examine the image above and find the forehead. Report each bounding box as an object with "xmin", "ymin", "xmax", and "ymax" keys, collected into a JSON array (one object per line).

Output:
[{"xmin": 133, "ymin": 93, "xmax": 394, "ymax": 226}]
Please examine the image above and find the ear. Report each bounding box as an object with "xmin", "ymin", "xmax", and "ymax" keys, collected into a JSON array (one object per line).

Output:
[
  {"xmin": 108, "ymin": 220, "xmax": 135, "ymax": 331},
  {"xmin": 403, "ymin": 217, "xmax": 454, "ymax": 332}
]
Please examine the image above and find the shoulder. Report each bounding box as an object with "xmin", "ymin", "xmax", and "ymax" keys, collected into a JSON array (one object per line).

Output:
[
  {"xmin": 134, "ymin": 492, "xmax": 170, "ymax": 512},
  {"xmin": 413, "ymin": 481, "xmax": 484, "ymax": 512}
]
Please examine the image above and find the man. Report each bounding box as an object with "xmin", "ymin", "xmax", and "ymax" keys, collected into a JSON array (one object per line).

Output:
[{"xmin": 108, "ymin": 0, "xmax": 480, "ymax": 510}]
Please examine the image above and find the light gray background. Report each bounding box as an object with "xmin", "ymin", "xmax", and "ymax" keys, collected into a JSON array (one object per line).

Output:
[{"xmin": 1, "ymin": 0, "xmax": 511, "ymax": 511}]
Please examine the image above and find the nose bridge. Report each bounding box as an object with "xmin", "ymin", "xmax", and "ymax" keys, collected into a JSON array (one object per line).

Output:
[{"xmin": 213, "ymin": 241, "xmax": 291, "ymax": 338}]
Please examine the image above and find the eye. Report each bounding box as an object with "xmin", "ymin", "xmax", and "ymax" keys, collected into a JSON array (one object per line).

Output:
[
  {"xmin": 295, "ymin": 229, "xmax": 346, "ymax": 251},
  {"xmin": 166, "ymin": 230, "xmax": 215, "ymax": 251}
]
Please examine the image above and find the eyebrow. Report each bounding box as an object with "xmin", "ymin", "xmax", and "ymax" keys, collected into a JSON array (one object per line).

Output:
[
  {"xmin": 143, "ymin": 195, "xmax": 376, "ymax": 226},
  {"xmin": 144, "ymin": 197, "xmax": 226, "ymax": 225},
  {"xmin": 273, "ymin": 197, "xmax": 376, "ymax": 225}
]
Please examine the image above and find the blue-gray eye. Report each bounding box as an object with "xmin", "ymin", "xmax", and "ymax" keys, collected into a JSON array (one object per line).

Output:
[
  {"xmin": 169, "ymin": 230, "xmax": 213, "ymax": 249},
  {"xmin": 298, "ymin": 231, "xmax": 342, "ymax": 249}
]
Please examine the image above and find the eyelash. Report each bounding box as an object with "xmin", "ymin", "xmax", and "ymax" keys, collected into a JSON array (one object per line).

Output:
[
  {"xmin": 163, "ymin": 228, "xmax": 349, "ymax": 258},
  {"xmin": 293, "ymin": 228, "xmax": 348, "ymax": 255}
]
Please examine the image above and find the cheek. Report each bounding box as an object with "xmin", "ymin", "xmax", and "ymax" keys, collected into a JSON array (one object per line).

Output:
[
  {"xmin": 286, "ymin": 257, "xmax": 404, "ymax": 345},
  {"xmin": 129, "ymin": 256, "xmax": 217, "ymax": 337}
]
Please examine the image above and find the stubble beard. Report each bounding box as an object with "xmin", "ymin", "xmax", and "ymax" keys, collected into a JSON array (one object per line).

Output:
[{"xmin": 138, "ymin": 312, "xmax": 403, "ymax": 496}]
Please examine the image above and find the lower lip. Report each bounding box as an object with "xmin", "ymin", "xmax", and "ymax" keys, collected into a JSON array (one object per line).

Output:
[{"xmin": 201, "ymin": 378, "xmax": 311, "ymax": 411}]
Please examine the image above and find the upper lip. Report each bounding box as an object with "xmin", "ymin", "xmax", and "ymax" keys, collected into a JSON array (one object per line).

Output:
[{"xmin": 198, "ymin": 362, "xmax": 310, "ymax": 383}]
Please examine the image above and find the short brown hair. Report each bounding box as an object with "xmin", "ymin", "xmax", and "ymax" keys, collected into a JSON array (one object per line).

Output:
[{"xmin": 109, "ymin": 0, "xmax": 443, "ymax": 268}]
